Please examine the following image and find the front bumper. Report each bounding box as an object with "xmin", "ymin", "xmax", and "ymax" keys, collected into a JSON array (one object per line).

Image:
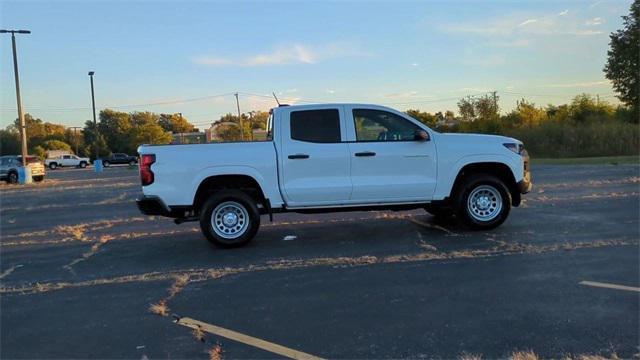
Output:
[
  {"xmin": 136, "ymin": 196, "xmax": 172, "ymax": 216},
  {"xmin": 518, "ymin": 152, "xmax": 532, "ymax": 194}
]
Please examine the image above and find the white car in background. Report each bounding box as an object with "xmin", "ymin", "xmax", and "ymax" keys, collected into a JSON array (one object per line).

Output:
[{"xmin": 45, "ymin": 154, "xmax": 90, "ymax": 169}]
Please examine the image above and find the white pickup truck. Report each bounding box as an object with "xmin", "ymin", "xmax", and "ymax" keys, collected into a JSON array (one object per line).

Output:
[{"xmin": 137, "ymin": 103, "xmax": 531, "ymax": 248}]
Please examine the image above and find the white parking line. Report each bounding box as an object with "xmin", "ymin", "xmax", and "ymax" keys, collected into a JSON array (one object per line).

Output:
[
  {"xmin": 176, "ymin": 316, "xmax": 325, "ymax": 360},
  {"xmin": 579, "ymin": 280, "xmax": 640, "ymax": 293}
]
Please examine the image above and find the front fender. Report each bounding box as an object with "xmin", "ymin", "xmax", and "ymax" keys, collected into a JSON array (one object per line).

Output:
[{"xmin": 432, "ymin": 154, "xmax": 522, "ymax": 200}]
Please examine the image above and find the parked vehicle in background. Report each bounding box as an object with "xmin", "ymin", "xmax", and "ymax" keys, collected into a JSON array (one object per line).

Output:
[
  {"xmin": 0, "ymin": 155, "xmax": 46, "ymax": 183},
  {"xmin": 137, "ymin": 103, "xmax": 532, "ymax": 248},
  {"xmin": 101, "ymin": 153, "xmax": 138, "ymax": 167},
  {"xmin": 45, "ymin": 154, "xmax": 90, "ymax": 169}
]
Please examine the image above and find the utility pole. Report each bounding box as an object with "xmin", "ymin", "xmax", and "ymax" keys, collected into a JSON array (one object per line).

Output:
[
  {"xmin": 234, "ymin": 92, "xmax": 244, "ymax": 141},
  {"xmin": 248, "ymin": 111, "xmax": 255, "ymax": 141},
  {"xmin": 1, "ymin": 29, "xmax": 31, "ymax": 166},
  {"xmin": 178, "ymin": 112, "xmax": 184, "ymax": 144},
  {"xmin": 69, "ymin": 126, "xmax": 82, "ymax": 155},
  {"xmin": 88, "ymin": 71, "xmax": 98, "ymax": 159}
]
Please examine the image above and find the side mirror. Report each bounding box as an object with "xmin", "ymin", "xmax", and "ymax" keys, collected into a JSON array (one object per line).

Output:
[{"xmin": 414, "ymin": 130, "xmax": 430, "ymax": 141}]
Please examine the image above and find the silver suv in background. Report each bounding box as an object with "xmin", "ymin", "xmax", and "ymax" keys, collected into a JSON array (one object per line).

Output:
[{"xmin": 0, "ymin": 155, "xmax": 46, "ymax": 183}]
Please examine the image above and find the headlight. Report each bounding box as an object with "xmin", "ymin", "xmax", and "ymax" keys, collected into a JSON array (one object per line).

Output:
[{"xmin": 503, "ymin": 143, "xmax": 524, "ymax": 155}]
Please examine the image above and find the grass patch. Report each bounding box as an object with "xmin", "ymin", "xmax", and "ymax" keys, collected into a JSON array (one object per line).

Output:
[
  {"xmin": 208, "ymin": 343, "xmax": 224, "ymax": 360},
  {"xmin": 531, "ymin": 155, "xmax": 639, "ymax": 165},
  {"xmin": 149, "ymin": 301, "xmax": 169, "ymax": 316}
]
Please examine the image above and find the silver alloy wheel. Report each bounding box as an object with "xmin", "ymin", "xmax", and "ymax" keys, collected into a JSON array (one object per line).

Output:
[
  {"xmin": 467, "ymin": 185, "xmax": 502, "ymax": 222},
  {"xmin": 211, "ymin": 201, "xmax": 249, "ymax": 239}
]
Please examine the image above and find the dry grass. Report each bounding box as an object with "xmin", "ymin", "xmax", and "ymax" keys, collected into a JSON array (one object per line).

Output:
[
  {"xmin": 192, "ymin": 325, "xmax": 205, "ymax": 343},
  {"xmin": 168, "ymin": 274, "xmax": 190, "ymax": 298},
  {"xmin": 149, "ymin": 300, "xmax": 169, "ymax": 316},
  {"xmin": 209, "ymin": 343, "xmax": 224, "ymax": 360},
  {"xmin": 510, "ymin": 350, "xmax": 539, "ymax": 360},
  {"xmin": 55, "ymin": 224, "xmax": 89, "ymax": 242}
]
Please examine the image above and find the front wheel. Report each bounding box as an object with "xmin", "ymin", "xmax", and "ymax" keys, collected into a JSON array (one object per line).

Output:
[
  {"xmin": 199, "ymin": 190, "xmax": 260, "ymax": 248},
  {"xmin": 455, "ymin": 174, "xmax": 511, "ymax": 230},
  {"xmin": 33, "ymin": 175, "xmax": 44, "ymax": 182},
  {"xmin": 103, "ymin": 161, "xmax": 110, "ymax": 167},
  {"xmin": 49, "ymin": 163, "xmax": 57, "ymax": 170},
  {"xmin": 79, "ymin": 162, "xmax": 87, "ymax": 168},
  {"xmin": 129, "ymin": 160, "xmax": 136, "ymax": 166}
]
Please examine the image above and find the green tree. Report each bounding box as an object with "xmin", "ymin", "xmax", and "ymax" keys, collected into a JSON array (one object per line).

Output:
[
  {"xmin": 41, "ymin": 139, "xmax": 71, "ymax": 151},
  {"xmin": 0, "ymin": 129, "xmax": 20, "ymax": 155},
  {"xmin": 130, "ymin": 112, "xmax": 173, "ymax": 146},
  {"xmin": 98, "ymin": 109, "xmax": 133, "ymax": 153},
  {"xmin": 457, "ymin": 97, "xmax": 476, "ymax": 121},
  {"xmin": 406, "ymin": 109, "xmax": 437, "ymax": 127},
  {"xmin": 83, "ymin": 120, "xmax": 111, "ymax": 159},
  {"xmin": 158, "ymin": 113, "xmax": 196, "ymax": 133},
  {"xmin": 212, "ymin": 113, "xmax": 253, "ymax": 141},
  {"xmin": 568, "ymin": 94, "xmax": 614, "ymax": 123},
  {"xmin": 604, "ymin": 0, "xmax": 639, "ymax": 118},
  {"xmin": 504, "ymin": 99, "xmax": 548, "ymax": 127}
]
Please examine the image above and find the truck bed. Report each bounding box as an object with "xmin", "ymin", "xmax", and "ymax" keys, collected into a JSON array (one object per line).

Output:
[{"xmin": 139, "ymin": 142, "xmax": 280, "ymax": 207}]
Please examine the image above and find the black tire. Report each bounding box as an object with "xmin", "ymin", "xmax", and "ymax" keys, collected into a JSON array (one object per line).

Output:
[
  {"xmin": 103, "ymin": 161, "xmax": 110, "ymax": 167},
  {"xmin": 129, "ymin": 160, "xmax": 136, "ymax": 166},
  {"xmin": 8, "ymin": 171, "xmax": 18, "ymax": 184},
  {"xmin": 199, "ymin": 190, "xmax": 260, "ymax": 248},
  {"xmin": 424, "ymin": 204, "xmax": 454, "ymax": 219},
  {"xmin": 33, "ymin": 175, "xmax": 44, "ymax": 182},
  {"xmin": 49, "ymin": 163, "xmax": 58, "ymax": 170},
  {"xmin": 454, "ymin": 174, "xmax": 511, "ymax": 230},
  {"xmin": 79, "ymin": 161, "xmax": 87, "ymax": 168}
]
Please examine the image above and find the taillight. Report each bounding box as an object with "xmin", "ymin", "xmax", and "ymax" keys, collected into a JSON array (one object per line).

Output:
[{"xmin": 140, "ymin": 154, "xmax": 155, "ymax": 186}]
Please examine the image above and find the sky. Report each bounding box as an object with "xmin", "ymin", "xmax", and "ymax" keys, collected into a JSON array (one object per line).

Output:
[{"xmin": 0, "ymin": 0, "xmax": 632, "ymax": 129}]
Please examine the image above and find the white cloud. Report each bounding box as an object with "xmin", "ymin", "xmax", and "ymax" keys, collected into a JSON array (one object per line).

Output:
[
  {"xmin": 193, "ymin": 42, "xmax": 365, "ymax": 67},
  {"xmin": 585, "ymin": 17, "xmax": 604, "ymax": 26},
  {"xmin": 541, "ymin": 80, "xmax": 609, "ymax": 88},
  {"xmin": 440, "ymin": 9, "xmax": 603, "ymax": 37},
  {"xmin": 384, "ymin": 91, "xmax": 421, "ymax": 99},
  {"xmin": 518, "ymin": 18, "xmax": 538, "ymax": 27},
  {"xmin": 411, "ymin": 62, "xmax": 420, "ymax": 67},
  {"xmin": 588, "ymin": 1, "xmax": 603, "ymax": 9},
  {"xmin": 325, "ymin": 89, "xmax": 336, "ymax": 94}
]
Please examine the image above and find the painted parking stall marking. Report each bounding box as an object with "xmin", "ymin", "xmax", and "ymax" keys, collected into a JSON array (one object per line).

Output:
[
  {"xmin": 175, "ymin": 316, "xmax": 325, "ymax": 360},
  {"xmin": 579, "ymin": 281, "xmax": 640, "ymax": 293}
]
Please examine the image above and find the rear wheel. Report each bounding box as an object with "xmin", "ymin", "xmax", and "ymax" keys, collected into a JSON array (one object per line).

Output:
[
  {"xmin": 455, "ymin": 174, "xmax": 511, "ymax": 230},
  {"xmin": 199, "ymin": 190, "xmax": 260, "ymax": 248},
  {"xmin": 49, "ymin": 163, "xmax": 57, "ymax": 170},
  {"xmin": 8, "ymin": 171, "xmax": 18, "ymax": 184},
  {"xmin": 103, "ymin": 161, "xmax": 110, "ymax": 167},
  {"xmin": 129, "ymin": 160, "xmax": 136, "ymax": 166},
  {"xmin": 33, "ymin": 175, "xmax": 44, "ymax": 182}
]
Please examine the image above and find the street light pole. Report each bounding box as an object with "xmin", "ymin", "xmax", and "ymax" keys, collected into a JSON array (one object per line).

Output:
[
  {"xmin": 88, "ymin": 71, "xmax": 98, "ymax": 159},
  {"xmin": 1, "ymin": 29, "xmax": 31, "ymax": 164}
]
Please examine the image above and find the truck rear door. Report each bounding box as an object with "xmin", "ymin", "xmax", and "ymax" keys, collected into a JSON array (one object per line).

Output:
[{"xmin": 278, "ymin": 106, "xmax": 352, "ymax": 206}]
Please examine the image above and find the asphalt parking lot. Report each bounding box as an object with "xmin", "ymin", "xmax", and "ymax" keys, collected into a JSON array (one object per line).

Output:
[{"xmin": 1, "ymin": 164, "xmax": 638, "ymax": 359}]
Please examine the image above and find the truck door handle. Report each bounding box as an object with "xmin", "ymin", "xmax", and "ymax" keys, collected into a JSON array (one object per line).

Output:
[
  {"xmin": 288, "ymin": 154, "xmax": 310, "ymax": 159},
  {"xmin": 355, "ymin": 151, "xmax": 376, "ymax": 157}
]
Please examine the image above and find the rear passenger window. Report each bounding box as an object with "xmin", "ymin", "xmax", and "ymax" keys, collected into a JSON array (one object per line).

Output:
[{"xmin": 290, "ymin": 109, "xmax": 341, "ymax": 143}]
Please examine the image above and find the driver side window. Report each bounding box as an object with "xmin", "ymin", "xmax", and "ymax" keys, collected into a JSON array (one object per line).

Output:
[{"xmin": 353, "ymin": 109, "xmax": 421, "ymax": 142}]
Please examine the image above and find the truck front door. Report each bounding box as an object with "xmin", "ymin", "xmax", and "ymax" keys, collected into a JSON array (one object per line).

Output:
[
  {"xmin": 345, "ymin": 107, "xmax": 437, "ymax": 201},
  {"xmin": 279, "ymin": 106, "xmax": 352, "ymax": 206}
]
